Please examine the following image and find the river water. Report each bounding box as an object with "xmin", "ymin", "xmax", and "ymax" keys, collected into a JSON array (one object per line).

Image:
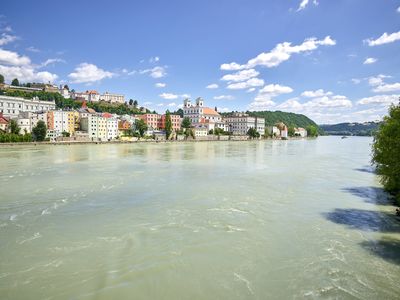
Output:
[{"xmin": 0, "ymin": 137, "xmax": 399, "ymax": 299}]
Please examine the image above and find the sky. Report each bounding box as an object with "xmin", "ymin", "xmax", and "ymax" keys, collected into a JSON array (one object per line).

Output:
[{"xmin": 0, "ymin": 0, "xmax": 400, "ymax": 124}]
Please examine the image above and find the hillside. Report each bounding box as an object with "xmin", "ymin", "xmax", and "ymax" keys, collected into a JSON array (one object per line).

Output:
[
  {"xmin": 244, "ymin": 110, "xmax": 318, "ymax": 128},
  {"xmin": 319, "ymin": 122, "xmax": 380, "ymax": 136}
]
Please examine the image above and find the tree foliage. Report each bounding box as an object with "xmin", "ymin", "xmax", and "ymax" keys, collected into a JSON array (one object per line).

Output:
[
  {"xmin": 181, "ymin": 117, "xmax": 191, "ymax": 129},
  {"xmin": 165, "ymin": 110, "xmax": 172, "ymax": 139},
  {"xmin": 247, "ymin": 127, "xmax": 260, "ymax": 139},
  {"xmin": 11, "ymin": 78, "xmax": 19, "ymax": 86},
  {"xmin": 9, "ymin": 119, "xmax": 20, "ymax": 135},
  {"xmin": 135, "ymin": 119, "xmax": 148, "ymax": 137},
  {"xmin": 306, "ymin": 125, "xmax": 319, "ymax": 137},
  {"xmin": 0, "ymin": 74, "xmax": 4, "ymax": 84},
  {"xmin": 32, "ymin": 120, "xmax": 47, "ymax": 141},
  {"xmin": 221, "ymin": 110, "xmax": 319, "ymax": 131},
  {"xmin": 372, "ymin": 103, "xmax": 400, "ymax": 204}
]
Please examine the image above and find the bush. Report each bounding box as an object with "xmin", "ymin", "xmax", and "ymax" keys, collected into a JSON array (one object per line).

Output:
[{"xmin": 372, "ymin": 103, "xmax": 400, "ymax": 205}]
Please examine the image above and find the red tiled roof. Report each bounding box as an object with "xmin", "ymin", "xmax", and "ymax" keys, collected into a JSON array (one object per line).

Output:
[{"xmin": 203, "ymin": 107, "xmax": 220, "ymax": 116}]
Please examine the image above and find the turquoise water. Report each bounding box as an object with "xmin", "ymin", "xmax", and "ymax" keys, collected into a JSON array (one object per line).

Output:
[{"xmin": 0, "ymin": 137, "xmax": 399, "ymax": 299}]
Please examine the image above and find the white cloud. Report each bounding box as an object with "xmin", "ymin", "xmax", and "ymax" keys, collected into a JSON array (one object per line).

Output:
[
  {"xmin": 213, "ymin": 95, "xmax": 234, "ymax": 100},
  {"xmin": 149, "ymin": 56, "xmax": 160, "ymax": 63},
  {"xmin": 277, "ymin": 98, "xmax": 303, "ymax": 110},
  {"xmin": 155, "ymin": 82, "xmax": 166, "ymax": 88},
  {"xmin": 368, "ymin": 74, "xmax": 390, "ymax": 86},
  {"xmin": 206, "ymin": 83, "xmax": 219, "ymax": 89},
  {"xmin": 221, "ymin": 69, "xmax": 259, "ymax": 82},
  {"xmin": 157, "ymin": 103, "xmax": 164, "ymax": 107},
  {"xmin": 140, "ymin": 66, "xmax": 167, "ymax": 78},
  {"xmin": 0, "ymin": 48, "xmax": 58, "ymax": 83},
  {"xmin": 3, "ymin": 26, "xmax": 12, "ymax": 33},
  {"xmin": 181, "ymin": 94, "xmax": 191, "ymax": 98},
  {"xmin": 357, "ymin": 94, "xmax": 400, "ymax": 105},
  {"xmin": 41, "ymin": 58, "xmax": 66, "ymax": 67},
  {"xmin": 167, "ymin": 102, "xmax": 176, "ymax": 107},
  {"xmin": 227, "ymin": 78, "xmax": 264, "ymax": 90},
  {"xmin": 365, "ymin": 31, "xmax": 400, "ymax": 46},
  {"xmin": 301, "ymin": 89, "xmax": 332, "ymax": 98},
  {"xmin": 363, "ymin": 57, "xmax": 377, "ymax": 64},
  {"xmin": 220, "ymin": 62, "xmax": 245, "ymax": 71},
  {"xmin": 351, "ymin": 78, "xmax": 361, "ymax": 84},
  {"xmin": 159, "ymin": 93, "xmax": 178, "ymax": 100},
  {"xmin": 0, "ymin": 33, "xmax": 18, "ymax": 46},
  {"xmin": 143, "ymin": 101, "xmax": 152, "ymax": 105},
  {"xmin": 297, "ymin": 0, "xmax": 318, "ymax": 12},
  {"xmin": 26, "ymin": 46, "xmax": 40, "ymax": 53},
  {"xmin": 247, "ymin": 88, "xmax": 256, "ymax": 93},
  {"xmin": 221, "ymin": 36, "xmax": 335, "ymax": 70},
  {"xmin": 0, "ymin": 65, "xmax": 58, "ymax": 83},
  {"xmin": 259, "ymin": 84, "xmax": 293, "ymax": 97},
  {"xmin": 68, "ymin": 63, "xmax": 114, "ymax": 83},
  {"xmin": 398, "ymin": 6, "xmax": 400, "ymax": 13},
  {"xmin": 219, "ymin": 107, "xmax": 231, "ymax": 112},
  {"xmin": 372, "ymin": 82, "xmax": 400, "ymax": 93},
  {"xmin": 0, "ymin": 48, "xmax": 30, "ymax": 66},
  {"xmin": 303, "ymin": 95, "xmax": 352, "ymax": 108},
  {"xmin": 248, "ymin": 84, "xmax": 293, "ymax": 111}
]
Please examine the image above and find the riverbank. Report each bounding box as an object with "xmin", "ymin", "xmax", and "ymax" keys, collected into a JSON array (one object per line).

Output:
[{"xmin": 0, "ymin": 136, "xmax": 313, "ymax": 146}]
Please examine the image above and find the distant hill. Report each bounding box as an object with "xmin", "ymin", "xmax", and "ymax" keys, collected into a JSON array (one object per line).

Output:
[
  {"xmin": 241, "ymin": 110, "xmax": 318, "ymax": 128},
  {"xmin": 319, "ymin": 122, "xmax": 381, "ymax": 136}
]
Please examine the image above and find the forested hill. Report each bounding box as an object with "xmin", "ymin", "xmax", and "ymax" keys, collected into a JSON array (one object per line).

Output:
[
  {"xmin": 243, "ymin": 111, "xmax": 318, "ymax": 128},
  {"xmin": 319, "ymin": 122, "xmax": 380, "ymax": 136}
]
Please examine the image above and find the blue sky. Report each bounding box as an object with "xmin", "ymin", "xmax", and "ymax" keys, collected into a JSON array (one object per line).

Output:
[{"xmin": 1, "ymin": 0, "xmax": 399, "ymax": 124}]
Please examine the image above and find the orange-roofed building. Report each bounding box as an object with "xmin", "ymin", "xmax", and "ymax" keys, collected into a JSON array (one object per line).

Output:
[{"xmin": 183, "ymin": 97, "xmax": 227, "ymax": 132}]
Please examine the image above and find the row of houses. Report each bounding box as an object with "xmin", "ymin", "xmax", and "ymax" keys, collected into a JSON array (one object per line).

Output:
[{"xmin": 0, "ymin": 95, "xmax": 306, "ymax": 140}]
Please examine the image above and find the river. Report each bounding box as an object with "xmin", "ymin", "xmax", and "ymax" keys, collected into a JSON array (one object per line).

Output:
[{"xmin": 0, "ymin": 137, "xmax": 399, "ymax": 299}]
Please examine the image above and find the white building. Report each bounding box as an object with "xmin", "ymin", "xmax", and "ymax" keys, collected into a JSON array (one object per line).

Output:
[
  {"xmin": 294, "ymin": 127, "xmax": 307, "ymax": 137},
  {"xmin": 183, "ymin": 98, "xmax": 225, "ymax": 133},
  {"xmin": 193, "ymin": 126, "xmax": 208, "ymax": 137},
  {"xmin": 106, "ymin": 118, "xmax": 119, "ymax": 140},
  {"xmin": 59, "ymin": 87, "xmax": 71, "ymax": 99},
  {"xmin": 16, "ymin": 111, "xmax": 48, "ymax": 134},
  {"xmin": 224, "ymin": 113, "xmax": 264, "ymax": 136},
  {"xmin": 0, "ymin": 95, "xmax": 56, "ymax": 118},
  {"xmin": 80, "ymin": 115, "xmax": 118, "ymax": 141},
  {"xmin": 100, "ymin": 92, "xmax": 125, "ymax": 104}
]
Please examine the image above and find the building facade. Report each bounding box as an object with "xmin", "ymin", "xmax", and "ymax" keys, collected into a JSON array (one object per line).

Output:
[
  {"xmin": 0, "ymin": 95, "xmax": 55, "ymax": 118},
  {"xmin": 100, "ymin": 92, "xmax": 125, "ymax": 104},
  {"xmin": 224, "ymin": 113, "xmax": 264, "ymax": 136},
  {"xmin": 183, "ymin": 98, "xmax": 224, "ymax": 133}
]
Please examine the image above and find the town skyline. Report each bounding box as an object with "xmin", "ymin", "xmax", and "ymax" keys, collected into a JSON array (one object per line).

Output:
[{"xmin": 1, "ymin": 0, "xmax": 400, "ymax": 124}]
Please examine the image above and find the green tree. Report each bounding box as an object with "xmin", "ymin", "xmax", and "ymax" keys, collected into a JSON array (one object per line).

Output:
[
  {"xmin": 0, "ymin": 74, "xmax": 4, "ymax": 84},
  {"xmin": 9, "ymin": 119, "xmax": 20, "ymax": 135},
  {"xmin": 372, "ymin": 102, "xmax": 400, "ymax": 204},
  {"xmin": 62, "ymin": 131, "xmax": 70, "ymax": 137},
  {"xmin": 288, "ymin": 126, "xmax": 295, "ymax": 137},
  {"xmin": 11, "ymin": 78, "xmax": 19, "ymax": 86},
  {"xmin": 306, "ymin": 125, "xmax": 318, "ymax": 137},
  {"xmin": 135, "ymin": 119, "xmax": 148, "ymax": 137},
  {"xmin": 165, "ymin": 110, "xmax": 173, "ymax": 139},
  {"xmin": 247, "ymin": 127, "xmax": 260, "ymax": 139},
  {"xmin": 32, "ymin": 120, "xmax": 47, "ymax": 141},
  {"xmin": 181, "ymin": 117, "xmax": 191, "ymax": 129}
]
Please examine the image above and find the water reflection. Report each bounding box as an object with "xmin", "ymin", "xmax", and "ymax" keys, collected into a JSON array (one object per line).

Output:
[
  {"xmin": 360, "ymin": 238, "xmax": 400, "ymax": 265},
  {"xmin": 324, "ymin": 208, "xmax": 400, "ymax": 233},
  {"xmin": 342, "ymin": 186, "xmax": 395, "ymax": 206}
]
